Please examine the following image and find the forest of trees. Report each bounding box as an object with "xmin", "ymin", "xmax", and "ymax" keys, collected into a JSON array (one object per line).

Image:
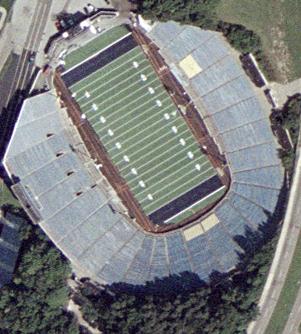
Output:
[
  {"xmin": 0, "ymin": 217, "xmax": 79, "ymax": 334},
  {"xmin": 137, "ymin": 0, "xmax": 221, "ymax": 30}
]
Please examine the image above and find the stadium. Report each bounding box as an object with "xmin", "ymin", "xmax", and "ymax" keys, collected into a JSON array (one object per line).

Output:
[
  {"xmin": 55, "ymin": 23, "xmax": 229, "ymax": 232},
  {"xmin": 3, "ymin": 19, "xmax": 284, "ymax": 284}
]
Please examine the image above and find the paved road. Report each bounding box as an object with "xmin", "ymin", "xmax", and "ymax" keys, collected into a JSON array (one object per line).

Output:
[
  {"xmin": 248, "ymin": 144, "xmax": 301, "ymax": 334},
  {"xmin": 0, "ymin": 0, "xmax": 52, "ymax": 158},
  {"xmin": 4, "ymin": 0, "xmax": 52, "ymax": 104}
]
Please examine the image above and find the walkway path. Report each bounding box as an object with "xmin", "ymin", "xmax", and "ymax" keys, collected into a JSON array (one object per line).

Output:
[
  {"xmin": 283, "ymin": 286, "xmax": 301, "ymax": 334},
  {"xmin": 67, "ymin": 279, "xmax": 102, "ymax": 334},
  {"xmin": 248, "ymin": 139, "xmax": 301, "ymax": 334},
  {"xmin": 270, "ymin": 78, "xmax": 301, "ymax": 108},
  {"xmin": 0, "ymin": 6, "xmax": 7, "ymax": 31},
  {"xmin": 67, "ymin": 299, "xmax": 102, "ymax": 334}
]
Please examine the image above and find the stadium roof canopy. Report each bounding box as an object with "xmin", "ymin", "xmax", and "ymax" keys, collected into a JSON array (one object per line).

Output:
[{"xmin": 3, "ymin": 21, "xmax": 284, "ymax": 285}]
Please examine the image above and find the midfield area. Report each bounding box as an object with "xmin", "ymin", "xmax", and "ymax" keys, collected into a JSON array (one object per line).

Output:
[{"xmin": 60, "ymin": 25, "xmax": 225, "ymax": 226}]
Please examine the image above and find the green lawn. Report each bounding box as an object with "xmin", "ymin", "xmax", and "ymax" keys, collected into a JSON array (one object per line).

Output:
[
  {"xmin": 216, "ymin": 0, "xmax": 301, "ymax": 83},
  {"xmin": 0, "ymin": 0, "xmax": 14, "ymax": 11},
  {"xmin": 265, "ymin": 229, "xmax": 301, "ymax": 334},
  {"xmin": 0, "ymin": 180, "xmax": 20, "ymax": 208}
]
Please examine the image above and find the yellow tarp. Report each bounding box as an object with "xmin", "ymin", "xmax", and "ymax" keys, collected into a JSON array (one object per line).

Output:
[
  {"xmin": 183, "ymin": 213, "xmax": 219, "ymax": 241},
  {"xmin": 179, "ymin": 54, "xmax": 202, "ymax": 79}
]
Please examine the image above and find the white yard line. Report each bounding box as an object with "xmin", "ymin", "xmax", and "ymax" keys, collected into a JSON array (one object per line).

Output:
[
  {"xmin": 106, "ymin": 109, "xmax": 183, "ymax": 152},
  {"xmin": 109, "ymin": 115, "xmax": 184, "ymax": 150},
  {"xmin": 124, "ymin": 145, "xmax": 200, "ymax": 180},
  {"xmin": 164, "ymin": 186, "xmax": 225, "ymax": 223},
  {"xmin": 88, "ymin": 77, "xmax": 160, "ymax": 121},
  {"xmin": 101, "ymin": 100, "xmax": 172, "ymax": 141},
  {"xmin": 92, "ymin": 91, "xmax": 168, "ymax": 131},
  {"xmin": 80, "ymin": 67, "xmax": 155, "ymax": 109},
  {"xmin": 135, "ymin": 159, "xmax": 211, "ymax": 196},
  {"xmin": 89, "ymin": 81, "xmax": 163, "ymax": 123},
  {"xmin": 118, "ymin": 130, "xmax": 192, "ymax": 171},
  {"xmin": 95, "ymin": 94, "xmax": 170, "ymax": 132},
  {"xmin": 113, "ymin": 126, "xmax": 190, "ymax": 165},
  {"xmin": 71, "ymin": 49, "xmax": 143, "ymax": 92},
  {"xmin": 130, "ymin": 149, "xmax": 207, "ymax": 184},
  {"xmin": 142, "ymin": 168, "xmax": 214, "ymax": 211},
  {"xmin": 132, "ymin": 158, "xmax": 211, "ymax": 193},
  {"xmin": 76, "ymin": 59, "xmax": 149, "ymax": 102}
]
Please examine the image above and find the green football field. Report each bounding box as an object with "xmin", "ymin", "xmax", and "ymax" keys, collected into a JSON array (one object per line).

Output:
[{"xmin": 68, "ymin": 29, "xmax": 224, "ymax": 222}]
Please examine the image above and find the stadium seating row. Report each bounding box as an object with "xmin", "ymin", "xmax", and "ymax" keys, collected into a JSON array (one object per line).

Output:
[{"xmin": 0, "ymin": 214, "xmax": 22, "ymax": 287}]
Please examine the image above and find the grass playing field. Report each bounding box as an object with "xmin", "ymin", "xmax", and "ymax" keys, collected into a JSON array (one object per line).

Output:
[
  {"xmin": 64, "ymin": 25, "xmax": 130, "ymax": 70},
  {"xmin": 217, "ymin": 0, "xmax": 301, "ymax": 83},
  {"xmin": 67, "ymin": 27, "xmax": 225, "ymax": 224}
]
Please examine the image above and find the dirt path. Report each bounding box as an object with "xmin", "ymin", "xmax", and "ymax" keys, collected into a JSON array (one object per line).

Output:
[
  {"xmin": 67, "ymin": 299, "xmax": 102, "ymax": 334},
  {"xmin": 269, "ymin": 22, "xmax": 291, "ymax": 84},
  {"xmin": 270, "ymin": 78, "xmax": 301, "ymax": 108},
  {"xmin": 67, "ymin": 278, "xmax": 102, "ymax": 334}
]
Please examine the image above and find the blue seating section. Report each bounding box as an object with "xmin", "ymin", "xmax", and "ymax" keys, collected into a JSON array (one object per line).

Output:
[
  {"xmin": 186, "ymin": 234, "xmax": 213, "ymax": 281},
  {"xmin": 207, "ymin": 224, "xmax": 240, "ymax": 271},
  {"xmin": 4, "ymin": 22, "xmax": 284, "ymax": 286},
  {"xmin": 0, "ymin": 269, "xmax": 12, "ymax": 287},
  {"xmin": 125, "ymin": 236, "xmax": 154, "ymax": 284},
  {"xmin": 166, "ymin": 232, "xmax": 193, "ymax": 274},
  {"xmin": 0, "ymin": 214, "xmax": 22, "ymax": 287},
  {"xmin": 149, "ymin": 239, "xmax": 169, "ymax": 281},
  {"xmin": 233, "ymin": 166, "xmax": 283, "ymax": 189}
]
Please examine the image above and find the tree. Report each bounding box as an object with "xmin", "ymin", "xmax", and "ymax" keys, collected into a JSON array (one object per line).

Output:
[
  {"xmin": 219, "ymin": 23, "xmax": 261, "ymax": 54},
  {"xmin": 0, "ymin": 221, "xmax": 79, "ymax": 334},
  {"xmin": 137, "ymin": 0, "xmax": 221, "ymax": 30}
]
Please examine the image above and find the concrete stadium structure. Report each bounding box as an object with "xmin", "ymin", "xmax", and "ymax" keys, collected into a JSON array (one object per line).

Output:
[{"xmin": 3, "ymin": 21, "xmax": 284, "ymax": 285}]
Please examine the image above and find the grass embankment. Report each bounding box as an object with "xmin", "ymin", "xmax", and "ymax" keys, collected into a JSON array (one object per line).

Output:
[
  {"xmin": 0, "ymin": 179, "xmax": 20, "ymax": 208},
  {"xmin": 265, "ymin": 230, "xmax": 301, "ymax": 334},
  {"xmin": 0, "ymin": 52, "xmax": 13, "ymax": 81},
  {"xmin": 217, "ymin": 0, "xmax": 301, "ymax": 83},
  {"xmin": 0, "ymin": 0, "xmax": 14, "ymax": 11}
]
